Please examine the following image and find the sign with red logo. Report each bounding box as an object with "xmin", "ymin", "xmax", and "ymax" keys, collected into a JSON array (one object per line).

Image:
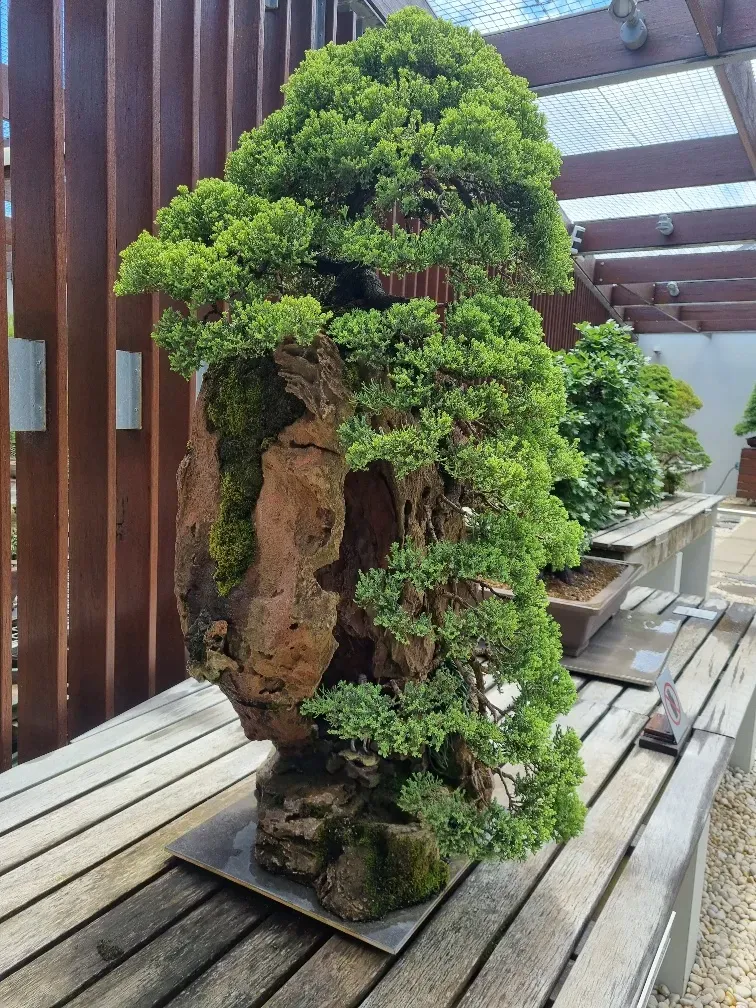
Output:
[{"xmin": 657, "ymin": 666, "xmax": 688, "ymax": 744}]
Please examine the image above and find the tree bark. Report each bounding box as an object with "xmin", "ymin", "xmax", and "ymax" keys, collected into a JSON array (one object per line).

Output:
[{"xmin": 174, "ymin": 334, "xmax": 481, "ymax": 919}]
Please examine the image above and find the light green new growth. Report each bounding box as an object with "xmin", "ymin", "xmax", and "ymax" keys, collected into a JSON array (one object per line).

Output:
[
  {"xmin": 555, "ymin": 321, "xmax": 665, "ymax": 541},
  {"xmin": 116, "ymin": 10, "xmax": 586, "ymax": 862},
  {"xmin": 735, "ymin": 382, "xmax": 756, "ymax": 437},
  {"xmin": 640, "ymin": 363, "xmax": 711, "ymax": 493}
]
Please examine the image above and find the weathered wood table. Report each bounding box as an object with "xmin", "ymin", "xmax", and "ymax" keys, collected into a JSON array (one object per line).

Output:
[
  {"xmin": 591, "ymin": 493, "xmax": 723, "ymax": 597},
  {"xmin": 1, "ymin": 587, "xmax": 755, "ymax": 1008}
]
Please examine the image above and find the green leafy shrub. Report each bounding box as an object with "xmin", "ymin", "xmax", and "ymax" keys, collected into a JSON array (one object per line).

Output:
[
  {"xmin": 735, "ymin": 383, "xmax": 756, "ymax": 437},
  {"xmin": 116, "ymin": 10, "xmax": 586, "ymax": 864},
  {"xmin": 640, "ymin": 363, "xmax": 711, "ymax": 493},
  {"xmin": 555, "ymin": 321, "xmax": 664, "ymax": 542}
]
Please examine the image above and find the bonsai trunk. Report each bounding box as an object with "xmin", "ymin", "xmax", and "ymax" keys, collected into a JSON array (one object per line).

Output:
[{"xmin": 174, "ymin": 335, "xmax": 487, "ymax": 920}]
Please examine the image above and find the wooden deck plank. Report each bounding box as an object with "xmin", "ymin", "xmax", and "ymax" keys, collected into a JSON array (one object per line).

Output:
[
  {"xmin": 165, "ymin": 910, "xmax": 327, "ymax": 1008},
  {"xmin": 604, "ymin": 497, "xmax": 720, "ymax": 552},
  {"xmin": 620, "ymin": 586, "xmax": 655, "ymax": 610},
  {"xmin": 0, "ymin": 689, "xmax": 226, "ymax": 802},
  {"xmin": 552, "ymin": 732, "xmax": 732, "ymax": 1008},
  {"xmin": 612, "ymin": 597, "xmax": 728, "ymax": 717},
  {"xmin": 558, "ymin": 699, "xmax": 614, "ymax": 737},
  {"xmin": 0, "ymin": 868, "xmax": 222, "ymax": 1008},
  {"xmin": 356, "ymin": 708, "xmax": 645, "ymax": 1008},
  {"xmin": 0, "ymin": 701, "xmax": 239, "ymax": 835},
  {"xmin": 454, "ymin": 746, "xmax": 673, "ymax": 1008},
  {"xmin": 71, "ymin": 679, "xmax": 211, "ymax": 741},
  {"xmin": 696, "ymin": 615, "xmax": 756, "ymax": 738},
  {"xmin": 635, "ymin": 590, "xmax": 681, "ymax": 614},
  {"xmin": 262, "ymin": 936, "xmax": 388, "ymax": 1008},
  {"xmin": 592, "ymin": 498, "xmax": 693, "ymax": 547},
  {"xmin": 0, "ymin": 742, "xmax": 271, "ymax": 923},
  {"xmin": 65, "ymin": 890, "xmax": 271, "ymax": 1008},
  {"xmin": 0, "ymin": 724, "xmax": 248, "ymax": 872},
  {"xmin": 0, "ymin": 776, "xmax": 260, "ymax": 979},
  {"xmin": 672, "ymin": 603, "xmax": 755, "ymax": 727},
  {"xmin": 574, "ymin": 679, "xmax": 624, "ymax": 706}
]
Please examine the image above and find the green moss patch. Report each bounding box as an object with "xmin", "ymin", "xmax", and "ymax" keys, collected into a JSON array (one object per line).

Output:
[{"xmin": 205, "ymin": 356, "xmax": 304, "ymax": 595}]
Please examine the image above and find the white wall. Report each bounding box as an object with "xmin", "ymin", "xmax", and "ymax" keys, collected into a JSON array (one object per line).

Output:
[{"xmin": 636, "ymin": 331, "xmax": 756, "ymax": 497}]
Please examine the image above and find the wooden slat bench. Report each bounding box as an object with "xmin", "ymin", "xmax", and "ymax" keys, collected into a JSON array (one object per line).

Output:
[
  {"xmin": 591, "ymin": 493, "xmax": 723, "ymax": 597},
  {"xmin": 0, "ymin": 590, "xmax": 754, "ymax": 1008}
]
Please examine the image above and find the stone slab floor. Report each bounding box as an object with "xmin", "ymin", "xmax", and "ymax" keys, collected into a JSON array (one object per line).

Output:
[
  {"xmin": 649, "ymin": 515, "xmax": 756, "ymax": 1008},
  {"xmin": 710, "ymin": 516, "xmax": 756, "ymax": 604}
]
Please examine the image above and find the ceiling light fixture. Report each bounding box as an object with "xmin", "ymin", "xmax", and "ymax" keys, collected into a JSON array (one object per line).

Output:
[{"xmin": 609, "ymin": 0, "xmax": 649, "ymax": 50}]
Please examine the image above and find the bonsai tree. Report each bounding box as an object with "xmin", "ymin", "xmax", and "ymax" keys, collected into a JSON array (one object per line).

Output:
[
  {"xmin": 555, "ymin": 321, "xmax": 664, "ymax": 543},
  {"xmin": 116, "ymin": 10, "xmax": 586, "ymax": 922},
  {"xmin": 735, "ymin": 382, "xmax": 756, "ymax": 438},
  {"xmin": 640, "ymin": 363, "xmax": 711, "ymax": 493}
]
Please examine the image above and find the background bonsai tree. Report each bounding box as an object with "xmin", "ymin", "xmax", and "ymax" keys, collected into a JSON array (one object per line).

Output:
[
  {"xmin": 116, "ymin": 9, "xmax": 586, "ymax": 922},
  {"xmin": 640, "ymin": 363, "xmax": 711, "ymax": 493},
  {"xmin": 735, "ymin": 382, "xmax": 756, "ymax": 438},
  {"xmin": 555, "ymin": 321, "xmax": 664, "ymax": 545}
]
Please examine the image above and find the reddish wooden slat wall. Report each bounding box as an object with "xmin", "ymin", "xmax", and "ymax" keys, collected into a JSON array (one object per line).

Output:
[
  {"xmin": 9, "ymin": 0, "xmax": 69, "ymax": 762},
  {"xmin": 1, "ymin": 0, "xmax": 612, "ymax": 766},
  {"xmin": 0, "ymin": 116, "xmax": 9, "ymax": 770},
  {"xmin": 533, "ymin": 279, "xmax": 611, "ymax": 352},
  {"xmin": 64, "ymin": 0, "xmax": 117, "ymax": 736}
]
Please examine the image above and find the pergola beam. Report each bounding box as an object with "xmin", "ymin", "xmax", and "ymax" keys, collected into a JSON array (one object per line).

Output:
[
  {"xmin": 595, "ymin": 251, "xmax": 756, "ymax": 284},
  {"xmin": 716, "ymin": 62, "xmax": 756, "ymax": 174},
  {"xmin": 626, "ymin": 303, "xmax": 756, "ymax": 323},
  {"xmin": 555, "ymin": 135, "xmax": 752, "ymax": 200},
  {"xmin": 633, "ymin": 319, "xmax": 756, "ymax": 332},
  {"xmin": 683, "ymin": 0, "xmax": 723, "ymax": 58},
  {"xmin": 610, "ymin": 279, "xmax": 756, "ymax": 305},
  {"xmin": 577, "ymin": 206, "xmax": 756, "ymax": 254},
  {"xmin": 653, "ymin": 278, "xmax": 756, "ymax": 303},
  {"xmin": 485, "ymin": 0, "xmax": 756, "ymax": 94}
]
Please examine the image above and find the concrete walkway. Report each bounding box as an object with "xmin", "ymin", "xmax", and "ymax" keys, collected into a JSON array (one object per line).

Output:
[{"xmin": 710, "ymin": 517, "xmax": 756, "ymax": 603}]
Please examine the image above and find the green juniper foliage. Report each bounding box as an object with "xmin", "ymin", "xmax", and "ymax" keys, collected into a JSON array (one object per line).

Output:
[
  {"xmin": 735, "ymin": 382, "xmax": 756, "ymax": 438},
  {"xmin": 554, "ymin": 321, "xmax": 664, "ymax": 542},
  {"xmin": 640, "ymin": 363, "xmax": 710, "ymax": 494},
  {"xmin": 116, "ymin": 9, "xmax": 587, "ymax": 862}
]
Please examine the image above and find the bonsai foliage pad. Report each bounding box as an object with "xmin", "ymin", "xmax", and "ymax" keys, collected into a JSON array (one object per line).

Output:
[{"xmin": 167, "ymin": 794, "xmax": 469, "ymax": 954}]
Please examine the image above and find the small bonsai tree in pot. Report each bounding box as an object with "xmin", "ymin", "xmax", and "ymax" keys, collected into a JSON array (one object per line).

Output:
[
  {"xmin": 554, "ymin": 321, "xmax": 664, "ymax": 548},
  {"xmin": 640, "ymin": 363, "xmax": 711, "ymax": 493},
  {"xmin": 735, "ymin": 383, "xmax": 756, "ymax": 447},
  {"xmin": 116, "ymin": 10, "xmax": 586, "ymax": 922},
  {"xmin": 524, "ymin": 322, "xmax": 666, "ymax": 653}
]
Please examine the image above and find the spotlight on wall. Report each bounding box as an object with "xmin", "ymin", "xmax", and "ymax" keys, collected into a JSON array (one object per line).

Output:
[
  {"xmin": 667, "ymin": 281, "xmax": 680, "ymax": 297},
  {"xmin": 656, "ymin": 214, "xmax": 674, "ymax": 237},
  {"xmin": 609, "ymin": 0, "xmax": 649, "ymax": 50}
]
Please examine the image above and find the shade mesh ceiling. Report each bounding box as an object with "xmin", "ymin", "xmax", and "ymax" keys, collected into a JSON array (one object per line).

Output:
[
  {"xmin": 539, "ymin": 68, "xmax": 737, "ymax": 156},
  {"xmin": 430, "ymin": 0, "xmax": 605, "ymax": 34},
  {"xmin": 562, "ymin": 182, "xmax": 756, "ymax": 222}
]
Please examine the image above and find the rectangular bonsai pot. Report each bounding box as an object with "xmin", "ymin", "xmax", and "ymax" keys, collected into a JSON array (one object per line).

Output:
[
  {"xmin": 547, "ymin": 558, "xmax": 641, "ymax": 656},
  {"xmin": 487, "ymin": 557, "xmax": 641, "ymax": 657}
]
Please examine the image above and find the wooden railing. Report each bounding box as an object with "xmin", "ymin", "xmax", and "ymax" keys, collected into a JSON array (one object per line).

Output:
[{"xmin": 0, "ymin": 0, "xmax": 609, "ymax": 769}]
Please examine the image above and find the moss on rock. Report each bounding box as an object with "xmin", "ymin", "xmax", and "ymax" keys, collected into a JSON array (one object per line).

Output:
[
  {"xmin": 205, "ymin": 356, "xmax": 304, "ymax": 595},
  {"xmin": 317, "ymin": 819, "xmax": 449, "ymax": 921}
]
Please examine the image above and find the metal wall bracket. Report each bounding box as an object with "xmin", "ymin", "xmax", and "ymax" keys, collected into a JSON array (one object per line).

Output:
[
  {"xmin": 9, "ymin": 338, "xmax": 46, "ymax": 432},
  {"xmin": 116, "ymin": 350, "xmax": 142, "ymax": 430}
]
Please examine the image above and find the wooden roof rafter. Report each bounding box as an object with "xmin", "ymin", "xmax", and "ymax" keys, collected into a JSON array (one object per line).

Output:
[
  {"xmin": 475, "ymin": 0, "xmax": 756, "ymax": 332},
  {"xmin": 576, "ymin": 207, "xmax": 756, "ymax": 254},
  {"xmin": 484, "ymin": 0, "xmax": 756, "ymax": 94}
]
